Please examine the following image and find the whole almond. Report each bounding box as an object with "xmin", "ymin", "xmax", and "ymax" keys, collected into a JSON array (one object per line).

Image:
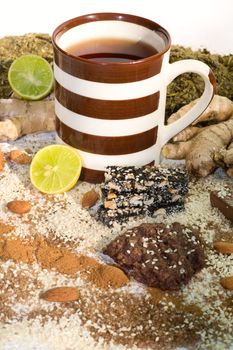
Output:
[
  {"xmin": 82, "ymin": 190, "xmax": 99, "ymax": 208},
  {"xmin": 214, "ymin": 241, "xmax": 233, "ymax": 254},
  {"xmin": 10, "ymin": 150, "xmax": 32, "ymax": 164},
  {"xmin": 0, "ymin": 151, "xmax": 5, "ymax": 171},
  {"xmin": 0, "ymin": 221, "xmax": 14, "ymax": 234},
  {"xmin": 220, "ymin": 276, "xmax": 233, "ymax": 290},
  {"xmin": 40, "ymin": 286, "xmax": 80, "ymax": 302},
  {"xmin": 7, "ymin": 200, "xmax": 32, "ymax": 214}
]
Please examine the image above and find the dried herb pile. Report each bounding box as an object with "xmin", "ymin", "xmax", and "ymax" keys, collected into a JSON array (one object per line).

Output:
[
  {"xmin": 0, "ymin": 34, "xmax": 53, "ymax": 98},
  {"xmin": 0, "ymin": 35, "xmax": 232, "ymax": 117},
  {"xmin": 167, "ymin": 46, "xmax": 233, "ymax": 116}
]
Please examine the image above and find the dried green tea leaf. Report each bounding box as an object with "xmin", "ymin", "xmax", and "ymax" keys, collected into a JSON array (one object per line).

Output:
[
  {"xmin": 0, "ymin": 34, "xmax": 53, "ymax": 98},
  {"xmin": 166, "ymin": 46, "xmax": 233, "ymax": 118}
]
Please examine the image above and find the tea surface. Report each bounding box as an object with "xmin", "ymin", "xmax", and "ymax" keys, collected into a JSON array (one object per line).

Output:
[{"xmin": 66, "ymin": 38, "xmax": 158, "ymax": 62}]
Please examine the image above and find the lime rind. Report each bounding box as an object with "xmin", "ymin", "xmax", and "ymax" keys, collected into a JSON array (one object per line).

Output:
[
  {"xmin": 8, "ymin": 54, "xmax": 54, "ymax": 101},
  {"xmin": 30, "ymin": 145, "xmax": 82, "ymax": 194}
]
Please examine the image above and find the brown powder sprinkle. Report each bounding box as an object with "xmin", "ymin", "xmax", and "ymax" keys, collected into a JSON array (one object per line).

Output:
[
  {"xmin": 0, "ymin": 234, "xmax": 129, "ymax": 290},
  {"xmin": 0, "ymin": 237, "xmax": 35, "ymax": 263},
  {"xmin": 90, "ymin": 265, "xmax": 129, "ymax": 289},
  {"xmin": 77, "ymin": 288, "xmax": 205, "ymax": 350},
  {"xmin": 0, "ymin": 150, "xmax": 5, "ymax": 171},
  {"xmin": 0, "ymin": 220, "xmax": 14, "ymax": 234}
]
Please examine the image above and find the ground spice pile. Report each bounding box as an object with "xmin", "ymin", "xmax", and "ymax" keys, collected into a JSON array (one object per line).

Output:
[{"xmin": 0, "ymin": 232, "xmax": 129, "ymax": 289}]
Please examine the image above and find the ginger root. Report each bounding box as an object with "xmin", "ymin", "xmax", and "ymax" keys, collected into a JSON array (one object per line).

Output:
[
  {"xmin": 173, "ymin": 126, "xmax": 203, "ymax": 142},
  {"xmin": 162, "ymin": 141, "xmax": 192, "ymax": 160},
  {"xmin": 227, "ymin": 168, "xmax": 233, "ymax": 177},
  {"xmin": 167, "ymin": 95, "xmax": 233, "ymax": 142},
  {"xmin": 168, "ymin": 95, "xmax": 233, "ymax": 126},
  {"xmin": 186, "ymin": 118, "xmax": 233, "ymax": 176},
  {"xmin": 163, "ymin": 96, "xmax": 233, "ymax": 177},
  {"xmin": 0, "ymin": 98, "xmax": 55, "ymax": 141},
  {"xmin": 222, "ymin": 141, "xmax": 233, "ymax": 166}
]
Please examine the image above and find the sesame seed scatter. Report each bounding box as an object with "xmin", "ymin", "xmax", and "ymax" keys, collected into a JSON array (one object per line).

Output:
[{"xmin": 0, "ymin": 133, "xmax": 233, "ymax": 350}]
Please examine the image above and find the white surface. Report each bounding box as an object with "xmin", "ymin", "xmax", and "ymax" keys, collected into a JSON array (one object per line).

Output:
[{"xmin": 1, "ymin": 0, "xmax": 232, "ymax": 54}]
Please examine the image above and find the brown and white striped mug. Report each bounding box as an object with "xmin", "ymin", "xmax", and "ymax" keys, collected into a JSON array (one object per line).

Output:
[{"xmin": 52, "ymin": 13, "xmax": 215, "ymax": 183}]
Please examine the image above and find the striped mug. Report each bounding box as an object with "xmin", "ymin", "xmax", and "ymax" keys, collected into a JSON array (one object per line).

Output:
[{"xmin": 52, "ymin": 13, "xmax": 215, "ymax": 183}]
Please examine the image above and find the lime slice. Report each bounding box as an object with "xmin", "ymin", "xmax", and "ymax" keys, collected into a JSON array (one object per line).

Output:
[
  {"xmin": 30, "ymin": 145, "xmax": 82, "ymax": 194},
  {"xmin": 8, "ymin": 54, "xmax": 53, "ymax": 100}
]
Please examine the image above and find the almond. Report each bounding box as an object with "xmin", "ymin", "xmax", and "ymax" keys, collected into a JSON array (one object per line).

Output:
[
  {"xmin": 40, "ymin": 286, "xmax": 80, "ymax": 302},
  {"xmin": 7, "ymin": 200, "xmax": 32, "ymax": 214},
  {"xmin": 0, "ymin": 151, "xmax": 5, "ymax": 171},
  {"xmin": 0, "ymin": 221, "xmax": 14, "ymax": 234},
  {"xmin": 220, "ymin": 276, "xmax": 233, "ymax": 290},
  {"xmin": 10, "ymin": 149, "xmax": 32, "ymax": 164},
  {"xmin": 214, "ymin": 241, "xmax": 233, "ymax": 254},
  {"xmin": 82, "ymin": 190, "xmax": 99, "ymax": 208}
]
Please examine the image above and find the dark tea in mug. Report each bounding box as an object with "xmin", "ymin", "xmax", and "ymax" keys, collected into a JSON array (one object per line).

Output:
[{"xmin": 66, "ymin": 38, "xmax": 158, "ymax": 62}]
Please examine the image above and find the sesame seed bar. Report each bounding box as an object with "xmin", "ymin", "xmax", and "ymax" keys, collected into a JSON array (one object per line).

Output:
[
  {"xmin": 103, "ymin": 190, "xmax": 184, "ymax": 210},
  {"xmin": 97, "ymin": 166, "xmax": 188, "ymax": 226},
  {"xmin": 97, "ymin": 201, "xmax": 185, "ymax": 227},
  {"xmin": 103, "ymin": 166, "xmax": 188, "ymax": 195}
]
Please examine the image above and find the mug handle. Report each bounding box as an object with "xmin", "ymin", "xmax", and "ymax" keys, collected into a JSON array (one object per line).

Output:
[{"xmin": 160, "ymin": 59, "xmax": 216, "ymax": 145}]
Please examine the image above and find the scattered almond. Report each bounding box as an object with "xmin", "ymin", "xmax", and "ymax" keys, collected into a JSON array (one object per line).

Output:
[
  {"xmin": 10, "ymin": 149, "xmax": 32, "ymax": 164},
  {"xmin": 214, "ymin": 241, "xmax": 233, "ymax": 254},
  {"xmin": 220, "ymin": 276, "xmax": 233, "ymax": 290},
  {"xmin": 24, "ymin": 148, "xmax": 33, "ymax": 154},
  {"xmin": 7, "ymin": 200, "xmax": 32, "ymax": 214},
  {"xmin": 0, "ymin": 151, "xmax": 5, "ymax": 171},
  {"xmin": 40, "ymin": 286, "xmax": 80, "ymax": 302},
  {"xmin": 82, "ymin": 190, "xmax": 99, "ymax": 208},
  {"xmin": 0, "ymin": 221, "xmax": 14, "ymax": 235}
]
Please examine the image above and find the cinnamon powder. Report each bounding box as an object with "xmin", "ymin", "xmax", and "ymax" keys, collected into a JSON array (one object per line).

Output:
[
  {"xmin": 0, "ymin": 231, "xmax": 129, "ymax": 289},
  {"xmin": 0, "ymin": 221, "xmax": 14, "ymax": 234},
  {"xmin": 0, "ymin": 238, "xmax": 34, "ymax": 263},
  {"xmin": 0, "ymin": 150, "xmax": 5, "ymax": 171}
]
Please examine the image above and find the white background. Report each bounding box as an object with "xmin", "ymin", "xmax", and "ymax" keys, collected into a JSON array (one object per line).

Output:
[{"xmin": 1, "ymin": 0, "xmax": 232, "ymax": 54}]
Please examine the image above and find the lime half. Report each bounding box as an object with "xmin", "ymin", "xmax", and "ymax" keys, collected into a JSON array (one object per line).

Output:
[
  {"xmin": 30, "ymin": 145, "xmax": 82, "ymax": 194},
  {"xmin": 8, "ymin": 54, "xmax": 53, "ymax": 100}
]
